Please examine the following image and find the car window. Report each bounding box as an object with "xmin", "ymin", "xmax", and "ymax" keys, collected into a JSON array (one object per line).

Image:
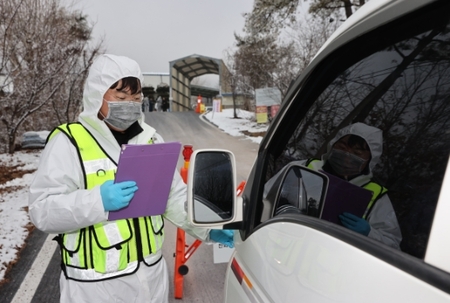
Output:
[{"xmin": 265, "ymin": 1, "xmax": 450, "ymax": 259}]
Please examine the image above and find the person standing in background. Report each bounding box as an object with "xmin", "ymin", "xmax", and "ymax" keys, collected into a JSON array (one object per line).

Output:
[
  {"xmin": 149, "ymin": 97, "xmax": 155, "ymax": 112},
  {"xmin": 142, "ymin": 96, "xmax": 149, "ymax": 112}
]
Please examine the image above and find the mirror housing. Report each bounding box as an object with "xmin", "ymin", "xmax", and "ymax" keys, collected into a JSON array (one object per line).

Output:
[{"xmin": 187, "ymin": 149, "xmax": 243, "ymax": 227}]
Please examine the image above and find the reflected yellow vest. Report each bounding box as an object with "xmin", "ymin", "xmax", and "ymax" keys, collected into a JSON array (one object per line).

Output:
[
  {"xmin": 306, "ymin": 159, "xmax": 387, "ymax": 219},
  {"xmin": 49, "ymin": 122, "xmax": 164, "ymax": 281}
]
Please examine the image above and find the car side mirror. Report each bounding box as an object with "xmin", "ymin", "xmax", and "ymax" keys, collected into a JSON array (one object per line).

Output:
[
  {"xmin": 187, "ymin": 149, "xmax": 241, "ymax": 226},
  {"xmin": 263, "ymin": 163, "xmax": 328, "ymax": 220}
]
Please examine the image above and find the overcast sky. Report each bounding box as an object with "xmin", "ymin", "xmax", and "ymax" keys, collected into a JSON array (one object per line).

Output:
[{"xmin": 66, "ymin": 0, "xmax": 254, "ymax": 73}]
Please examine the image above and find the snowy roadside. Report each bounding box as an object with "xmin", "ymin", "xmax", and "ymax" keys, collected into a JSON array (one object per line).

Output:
[
  {"xmin": 0, "ymin": 151, "xmax": 42, "ymax": 283},
  {"xmin": 202, "ymin": 108, "xmax": 268, "ymax": 144}
]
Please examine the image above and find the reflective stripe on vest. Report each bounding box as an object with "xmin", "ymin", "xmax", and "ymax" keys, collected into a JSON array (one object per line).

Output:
[
  {"xmin": 306, "ymin": 159, "xmax": 387, "ymax": 219},
  {"xmin": 49, "ymin": 123, "xmax": 164, "ymax": 281}
]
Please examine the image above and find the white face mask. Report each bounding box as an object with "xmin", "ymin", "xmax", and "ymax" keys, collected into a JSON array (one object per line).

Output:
[
  {"xmin": 102, "ymin": 100, "xmax": 142, "ymax": 131},
  {"xmin": 327, "ymin": 148, "xmax": 368, "ymax": 177}
]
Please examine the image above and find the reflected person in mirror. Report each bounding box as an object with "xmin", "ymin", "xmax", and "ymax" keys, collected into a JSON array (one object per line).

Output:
[
  {"xmin": 269, "ymin": 123, "xmax": 402, "ymax": 249},
  {"xmin": 28, "ymin": 54, "xmax": 232, "ymax": 303}
]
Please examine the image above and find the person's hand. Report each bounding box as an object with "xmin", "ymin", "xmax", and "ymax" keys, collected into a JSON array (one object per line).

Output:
[
  {"xmin": 210, "ymin": 229, "xmax": 234, "ymax": 248},
  {"xmin": 100, "ymin": 180, "xmax": 138, "ymax": 212},
  {"xmin": 339, "ymin": 212, "xmax": 371, "ymax": 236}
]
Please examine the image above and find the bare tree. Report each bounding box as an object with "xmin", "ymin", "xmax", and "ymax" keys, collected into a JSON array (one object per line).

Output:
[
  {"xmin": 51, "ymin": 48, "xmax": 101, "ymax": 125},
  {"xmin": 243, "ymin": 0, "xmax": 300, "ymax": 35},
  {"xmin": 221, "ymin": 49, "xmax": 241, "ymax": 118},
  {"xmin": 0, "ymin": 0, "xmax": 103, "ymax": 153},
  {"xmin": 232, "ymin": 0, "xmax": 342, "ymax": 105},
  {"xmin": 234, "ymin": 32, "xmax": 301, "ymax": 97},
  {"xmin": 242, "ymin": 0, "xmax": 369, "ymax": 35},
  {"xmin": 289, "ymin": 11, "xmax": 341, "ymax": 73},
  {"xmin": 309, "ymin": 0, "xmax": 367, "ymax": 19}
]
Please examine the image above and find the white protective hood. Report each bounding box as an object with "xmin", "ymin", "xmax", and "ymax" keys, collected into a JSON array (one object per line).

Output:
[
  {"xmin": 79, "ymin": 54, "xmax": 146, "ymax": 139},
  {"xmin": 75, "ymin": 54, "xmax": 158, "ymax": 164},
  {"xmin": 322, "ymin": 122, "xmax": 383, "ymax": 173}
]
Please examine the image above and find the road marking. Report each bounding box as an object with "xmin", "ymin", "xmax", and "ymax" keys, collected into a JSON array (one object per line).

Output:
[{"xmin": 11, "ymin": 233, "xmax": 57, "ymax": 303}]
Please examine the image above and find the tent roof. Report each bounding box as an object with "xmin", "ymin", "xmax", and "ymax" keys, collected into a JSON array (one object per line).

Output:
[{"xmin": 169, "ymin": 54, "xmax": 222, "ymax": 80}]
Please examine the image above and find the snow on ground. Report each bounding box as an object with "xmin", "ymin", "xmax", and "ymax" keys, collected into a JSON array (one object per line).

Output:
[
  {"xmin": 203, "ymin": 108, "xmax": 268, "ymax": 144},
  {"xmin": 0, "ymin": 108, "xmax": 267, "ymax": 282},
  {"xmin": 0, "ymin": 151, "xmax": 42, "ymax": 281}
]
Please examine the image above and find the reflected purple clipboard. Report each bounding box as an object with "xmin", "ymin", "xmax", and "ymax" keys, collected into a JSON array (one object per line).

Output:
[
  {"xmin": 108, "ymin": 141, "xmax": 182, "ymax": 221},
  {"xmin": 319, "ymin": 171, "xmax": 373, "ymax": 224}
]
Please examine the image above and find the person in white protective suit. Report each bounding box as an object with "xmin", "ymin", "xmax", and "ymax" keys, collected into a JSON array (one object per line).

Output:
[
  {"xmin": 267, "ymin": 123, "xmax": 402, "ymax": 249},
  {"xmin": 28, "ymin": 54, "xmax": 233, "ymax": 303}
]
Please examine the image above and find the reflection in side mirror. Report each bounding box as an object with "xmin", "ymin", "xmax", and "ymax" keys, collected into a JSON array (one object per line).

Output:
[
  {"xmin": 190, "ymin": 151, "xmax": 235, "ymax": 223},
  {"xmin": 264, "ymin": 164, "xmax": 328, "ymax": 219}
]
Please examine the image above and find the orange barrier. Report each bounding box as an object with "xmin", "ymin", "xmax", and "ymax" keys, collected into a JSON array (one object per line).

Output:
[
  {"xmin": 236, "ymin": 180, "xmax": 246, "ymax": 197},
  {"xmin": 174, "ymin": 229, "xmax": 202, "ymax": 299},
  {"xmin": 174, "ymin": 145, "xmax": 202, "ymax": 299},
  {"xmin": 195, "ymin": 95, "xmax": 202, "ymax": 114},
  {"xmin": 179, "ymin": 145, "xmax": 192, "ymax": 183}
]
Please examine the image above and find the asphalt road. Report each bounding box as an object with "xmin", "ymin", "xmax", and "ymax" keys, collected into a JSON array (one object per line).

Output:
[{"xmin": 0, "ymin": 111, "xmax": 259, "ymax": 303}]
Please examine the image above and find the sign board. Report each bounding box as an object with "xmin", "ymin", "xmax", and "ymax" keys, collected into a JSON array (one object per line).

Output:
[
  {"xmin": 213, "ymin": 99, "xmax": 221, "ymax": 112},
  {"xmin": 270, "ymin": 104, "xmax": 280, "ymax": 119},
  {"xmin": 255, "ymin": 87, "xmax": 282, "ymax": 106},
  {"xmin": 213, "ymin": 243, "xmax": 234, "ymax": 263},
  {"xmin": 255, "ymin": 87, "xmax": 281, "ymax": 123},
  {"xmin": 256, "ymin": 106, "xmax": 268, "ymax": 124}
]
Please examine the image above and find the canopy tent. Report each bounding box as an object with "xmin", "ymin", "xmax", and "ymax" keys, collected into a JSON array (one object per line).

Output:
[{"xmin": 169, "ymin": 54, "xmax": 226, "ymax": 111}]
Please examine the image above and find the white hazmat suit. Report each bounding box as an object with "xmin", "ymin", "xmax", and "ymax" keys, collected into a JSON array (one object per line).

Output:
[{"xmin": 28, "ymin": 54, "xmax": 208, "ymax": 302}]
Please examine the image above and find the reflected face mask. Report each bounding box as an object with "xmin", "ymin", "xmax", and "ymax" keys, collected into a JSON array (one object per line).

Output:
[
  {"xmin": 102, "ymin": 100, "xmax": 142, "ymax": 130},
  {"xmin": 327, "ymin": 148, "xmax": 368, "ymax": 177}
]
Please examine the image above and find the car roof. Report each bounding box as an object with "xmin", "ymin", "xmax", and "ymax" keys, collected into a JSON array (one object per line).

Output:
[{"xmin": 312, "ymin": 0, "xmax": 436, "ymax": 66}]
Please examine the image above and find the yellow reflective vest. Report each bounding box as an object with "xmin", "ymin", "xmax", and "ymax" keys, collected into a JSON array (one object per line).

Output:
[
  {"xmin": 306, "ymin": 159, "xmax": 387, "ymax": 219},
  {"xmin": 49, "ymin": 122, "xmax": 164, "ymax": 281}
]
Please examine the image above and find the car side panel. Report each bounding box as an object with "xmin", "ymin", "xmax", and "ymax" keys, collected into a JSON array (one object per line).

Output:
[{"xmin": 225, "ymin": 221, "xmax": 450, "ymax": 303}]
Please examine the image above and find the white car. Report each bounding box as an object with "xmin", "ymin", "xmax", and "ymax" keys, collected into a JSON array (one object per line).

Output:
[
  {"xmin": 21, "ymin": 131, "xmax": 50, "ymax": 149},
  {"xmin": 187, "ymin": 0, "xmax": 450, "ymax": 302}
]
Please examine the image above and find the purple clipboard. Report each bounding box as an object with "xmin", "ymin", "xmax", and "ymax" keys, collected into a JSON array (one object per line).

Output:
[
  {"xmin": 108, "ymin": 141, "xmax": 182, "ymax": 221},
  {"xmin": 319, "ymin": 171, "xmax": 373, "ymax": 224}
]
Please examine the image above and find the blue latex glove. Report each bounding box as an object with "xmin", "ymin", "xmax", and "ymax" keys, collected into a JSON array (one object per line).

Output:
[
  {"xmin": 210, "ymin": 229, "xmax": 234, "ymax": 248},
  {"xmin": 100, "ymin": 180, "xmax": 138, "ymax": 212},
  {"xmin": 339, "ymin": 212, "xmax": 371, "ymax": 236}
]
